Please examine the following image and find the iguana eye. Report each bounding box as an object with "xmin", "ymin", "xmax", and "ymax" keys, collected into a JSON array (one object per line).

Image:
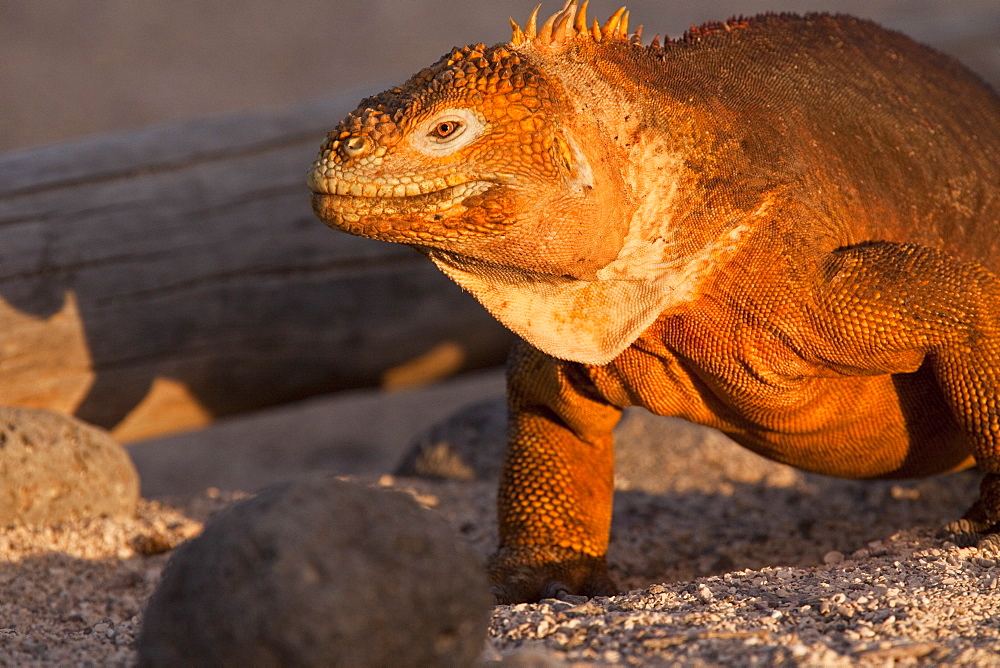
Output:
[
  {"xmin": 412, "ymin": 109, "xmax": 484, "ymax": 154},
  {"xmin": 432, "ymin": 121, "xmax": 462, "ymax": 139}
]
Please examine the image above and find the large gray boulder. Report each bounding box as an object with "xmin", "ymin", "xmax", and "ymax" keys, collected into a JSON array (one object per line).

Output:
[
  {"xmin": 0, "ymin": 407, "xmax": 139, "ymax": 525},
  {"xmin": 139, "ymin": 476, "xmax": 492, "ymax": 667}
]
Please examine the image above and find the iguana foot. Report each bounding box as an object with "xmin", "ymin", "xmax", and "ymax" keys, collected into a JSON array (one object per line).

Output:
[
  {"xmin": 940, "ymin": 478, "xmax": 1000, "ymax": 550},
  {"xmin": 940, "ymin": 517, "xmax": 993, "ymax": 548},
  {"xmin": 489, "ymin": 546, "xmax": 618, "ymax": 604},
  {"xmin": 940, "ymin": 517, "xmax": 1000, "ymax": 550}
]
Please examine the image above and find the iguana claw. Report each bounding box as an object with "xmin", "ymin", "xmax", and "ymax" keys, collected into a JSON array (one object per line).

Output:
[{"xmin": 489, "ymin": 547, "xmax": 618, "ymax": 604}]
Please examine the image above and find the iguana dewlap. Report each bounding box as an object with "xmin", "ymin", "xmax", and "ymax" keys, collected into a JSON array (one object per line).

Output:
[{"xmin": 308, "ymin": 2, "xmax": 1000, "ymax": 603}]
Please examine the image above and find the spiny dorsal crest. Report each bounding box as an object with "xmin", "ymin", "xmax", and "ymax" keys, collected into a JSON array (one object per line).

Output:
[
  {"xmin": 509, "ymin": 1, "xmax": 635, "ymax": 52},
  {"xmin": 509, "ymin": 2, "xmax": 756, "ymax": 55}
]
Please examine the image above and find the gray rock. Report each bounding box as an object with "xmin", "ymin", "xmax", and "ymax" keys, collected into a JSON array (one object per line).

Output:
[
  {"xmin": 0, "ymin": 407, "xmax": 139, "ymax": 525},
  {"xmin": 396, "ymin": 397, "xmax": 760, "ymax": 492},
  {"xmin": 396, "ymin": 398, "xmax": 507, "ymax": 480},
  {"xmin": 139, "ymin": 476, "xmax": 492, "ymax": 668}
]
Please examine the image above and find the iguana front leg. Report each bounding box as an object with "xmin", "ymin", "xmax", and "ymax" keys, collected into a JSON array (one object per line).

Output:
[
  {"xmin": 490, "ymin": 342, "xmax": 622, "ymax": 604},
  {"xmin": 818, "ymin": 241, "xmax": 1000, "ymax": 536}
]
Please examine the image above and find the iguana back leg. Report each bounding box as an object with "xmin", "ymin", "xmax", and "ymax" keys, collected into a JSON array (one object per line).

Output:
[{"xmin": 816, "ymin": 242, "xmax": 1000, "ymax": 543}]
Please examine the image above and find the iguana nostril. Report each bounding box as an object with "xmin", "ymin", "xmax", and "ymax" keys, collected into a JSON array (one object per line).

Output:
[{"xmin": 342, "ymin": 135, "xmax": 369, "ymax": 158}]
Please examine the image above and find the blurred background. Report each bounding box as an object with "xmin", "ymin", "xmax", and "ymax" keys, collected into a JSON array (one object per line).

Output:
[{"xmin": 2, "ymin": 0, "xmax": 997, "ymax": 152}]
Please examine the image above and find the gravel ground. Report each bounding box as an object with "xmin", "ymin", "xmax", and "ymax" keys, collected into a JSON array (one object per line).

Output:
[
  {"xmin": 4, "ymin": 417, "xmax": 996, "ymax": 666},
  {"xmin": 0, "ymin": 493, "xmax": 232, "ymax": 667},
  {"xmin": 483, "ymin": 531, "xmax": 1000, "ymax": 666},
  {"xmin": 387, "ymin": 470, "xmax": 1000, "ymax": 666}
]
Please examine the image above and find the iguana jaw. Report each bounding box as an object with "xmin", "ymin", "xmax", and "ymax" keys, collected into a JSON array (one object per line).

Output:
[
  {"xmin": 309, "ymin": 179, "xmax": 496, "ymax": 242},
  {"xmin": 310, "ymin": 173, "xmax": 621, "ymax": 281},
  {"xmin": 307, "ymin": 168, "xmax": 493, "ymax": 200}
]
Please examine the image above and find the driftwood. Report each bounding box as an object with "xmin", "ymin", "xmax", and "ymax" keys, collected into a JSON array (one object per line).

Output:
[{"xmin": 0, "ymin": 89, "xmax": 513, "ymax": 441}]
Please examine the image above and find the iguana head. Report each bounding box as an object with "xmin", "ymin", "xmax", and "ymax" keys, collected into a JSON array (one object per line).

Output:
[
  {"xmin": 308, "ymin": 2, "xmax": 751, "ymax": 364},
  {"xmin": 308, "ymin": 4, "xmax": 636, "ymax": 280}
]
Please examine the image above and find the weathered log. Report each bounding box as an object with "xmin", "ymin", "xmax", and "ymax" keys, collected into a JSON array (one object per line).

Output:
[{"xmin": 0, "ymin": 89, "xmax": 514, "ymax": 441}]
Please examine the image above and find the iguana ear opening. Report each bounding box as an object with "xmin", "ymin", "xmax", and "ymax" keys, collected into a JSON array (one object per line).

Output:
[
  {"xmin": 555, "ymin": 131, "xmax": 596, "ymax": 195},
  {"xmin": 554, "ymin": 133, "xmax": 575, "ymax": 172}
]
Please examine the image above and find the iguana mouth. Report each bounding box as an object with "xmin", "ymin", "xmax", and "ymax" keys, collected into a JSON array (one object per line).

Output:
[
  {"xmin": 310, "ymin": 180, "xmax": 501, "ymax": 240},
  {"xmin": 309, "ymin": 178, "xmax": 494, "ymax": 218}
]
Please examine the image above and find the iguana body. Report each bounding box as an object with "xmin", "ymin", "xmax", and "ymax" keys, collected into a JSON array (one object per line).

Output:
[{"xmin": 308, "ymin": 2, "xmax": 1000, "ymax": 603}]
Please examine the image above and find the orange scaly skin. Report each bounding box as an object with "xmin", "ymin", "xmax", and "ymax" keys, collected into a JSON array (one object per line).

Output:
[{"xmin": 308, "ymin": 2, "xmax": 1000, "ymax": 603}]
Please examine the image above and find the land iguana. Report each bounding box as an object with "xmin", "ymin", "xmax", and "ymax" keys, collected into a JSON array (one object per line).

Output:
[{"xmin": 307, "ymin": 2, "xmax": 1000, "ymax": 603}]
